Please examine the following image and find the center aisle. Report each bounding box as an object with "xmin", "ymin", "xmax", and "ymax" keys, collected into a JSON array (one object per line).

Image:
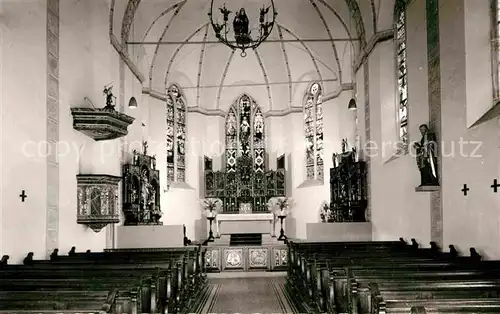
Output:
[{"xmin": 200, "ymin": 274, "xmax": 295, "ymax": 314}]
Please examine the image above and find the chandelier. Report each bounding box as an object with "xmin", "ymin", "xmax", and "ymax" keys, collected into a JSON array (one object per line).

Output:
[{"xmin": 208, "ymin": 0, "xmax": 278, "ymax": 57}]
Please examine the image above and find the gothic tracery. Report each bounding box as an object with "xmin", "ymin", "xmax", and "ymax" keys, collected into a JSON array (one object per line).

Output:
[
  {"xmin": 166, "ymin": 84, "xmax": 187, "ymax": 187},
  {"xmin": 225, "ymin": 94, "xmax": 266, "ymax": 173},
  {"xmin": 304, "ymin": 83, "xmax": 324, "ymax": 181}
]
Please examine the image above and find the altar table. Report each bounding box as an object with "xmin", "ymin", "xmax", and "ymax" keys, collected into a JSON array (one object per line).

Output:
[{"xmin": 215, "ymin": 213, "xmax": 276, "ymax": 237}]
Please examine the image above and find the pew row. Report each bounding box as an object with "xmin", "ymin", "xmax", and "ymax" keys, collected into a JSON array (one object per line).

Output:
[
  {"xmin": 285, "ymin": 239, "xmax": 500, "ymax": 314},
  {"xmin": 0, "ymin": 245, "xmax": 207, "ymax": 314}
]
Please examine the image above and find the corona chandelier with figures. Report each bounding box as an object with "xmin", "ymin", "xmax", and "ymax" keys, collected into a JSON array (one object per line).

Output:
[{"xmin": 208, "ymin": 0, "xmax": 277, "ymax": 57}]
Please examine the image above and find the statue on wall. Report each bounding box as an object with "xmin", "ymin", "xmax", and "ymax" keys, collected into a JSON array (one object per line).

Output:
[
  {"xmin": 413, "ymin": 124, "xmax": 439, "ymax": 186},
  {"xmin": 103, "ymin": 84, "xmax": 116, "ymax": 110}
]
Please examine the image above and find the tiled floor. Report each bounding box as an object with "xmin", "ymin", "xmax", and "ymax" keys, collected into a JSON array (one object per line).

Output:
[{"xmin": 201, "ymin": 275, "xmax": 294, "ymax": 314}]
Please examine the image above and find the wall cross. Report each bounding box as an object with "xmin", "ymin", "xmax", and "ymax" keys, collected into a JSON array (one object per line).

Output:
[
  {"xmin": 491, "ymin": 179, "xmax": 500, "ymax": 193},
  {"xmin": 461, "ymin": 184, "xmax": 469, "ymax": 196},
  {"xmin": 19, "ymin": 190, "xmax": 27, "ymax": 202}
]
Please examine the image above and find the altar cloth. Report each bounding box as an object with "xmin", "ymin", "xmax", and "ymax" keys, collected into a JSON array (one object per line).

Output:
[{"xmin": 215, "ymin": 213, "xmax": 275, "ymax": 236}]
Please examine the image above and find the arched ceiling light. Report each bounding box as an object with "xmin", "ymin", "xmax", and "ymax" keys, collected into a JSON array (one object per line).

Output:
[
  {"xmin": 208, "ymin": 0, "xmax": 277, "ymax": 57},
  {"xmin": 348, "ymin": 98, "xmax": 357, "ymax": 110},
  {"xmin": 128, "ymin": 97, "xmax": 138, "ymax": 109}
]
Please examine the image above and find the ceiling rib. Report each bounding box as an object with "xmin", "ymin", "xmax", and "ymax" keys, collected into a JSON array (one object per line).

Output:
[
  {"xmin": 141, "ymin": 1, "xmax": 184, "ymax": 42},
  {"xmin": 164, "ymin": 23, "xmax": 208, "ymax": 88},
  {"xmin": 179, "ymin": 78, "xmax": 338, "ymax": 90},
  {"xmin": 279, "ymin": 24, "xmax": 323, "ymax": 91},
  {"xmin": 254, "ymin": 49, "xmax": 273, "ymax": 110},
  {"xmin": 149, "ymin": 0, "xmax": 186, "ymax": 84},
  {"xmin": 277, "ymin": 25, "xmax": 293, "ymax": 107},
  {"xmin": 196, "ymin": 25, "xmax": 209, "ymax": 107},
  {"xmin": 371, "ymin": 0, "xmax": 378, "ymax": 33},
  {"xmin": 216, "ymin": 50, "xmax": 236, "ymax": 109},
  {"xmin": 310, "ymin": 0, "xmax": 343, "ymax": 83},
  {"xmin": 315, "ymin": 0, "xmax": 353, "ymax": 40}
]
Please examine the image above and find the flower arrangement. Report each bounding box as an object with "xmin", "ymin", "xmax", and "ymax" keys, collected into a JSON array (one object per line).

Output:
[
  {"xmin": 275, "ymin": 197, "xmax": 290, "ymax": 217},
  {"xmin": 202, "ymin": 198, "xmax": 220, "ymax": 218}
]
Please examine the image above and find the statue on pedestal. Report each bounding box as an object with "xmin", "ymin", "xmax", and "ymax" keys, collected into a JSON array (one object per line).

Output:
[{"xmin": 413, "ymin": 124, "xmax": 439, "ymax": 186}]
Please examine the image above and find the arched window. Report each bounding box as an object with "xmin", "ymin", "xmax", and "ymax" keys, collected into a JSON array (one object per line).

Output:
[
  {"xmin": 225, "ymin": 94, "xmax": 265, "ymax": 173},
  {"xmin": 395, "ymin": 0, "xmax": 409, "ymax": 148},
  {"xmin": 304, "ymin": 82, "xmax": 324, "ymax": 181},
  {"xmin": 166, "ymin": 84, "xmax": 187, "ymax": 187}
]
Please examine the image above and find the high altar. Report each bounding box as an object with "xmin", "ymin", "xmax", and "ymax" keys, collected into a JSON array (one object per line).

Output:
[
  {"xmin": 204, "ymin": 94, "xmax": 286, "ymax": 217},
  {"xmin": 202, "ymin": 94, "xmax": 288, "ymax": 271}
]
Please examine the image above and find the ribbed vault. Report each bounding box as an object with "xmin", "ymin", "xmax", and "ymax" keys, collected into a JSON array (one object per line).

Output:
[{"xmin": 112, "ymin": 0, "xmax": 395, "ymax": 112}]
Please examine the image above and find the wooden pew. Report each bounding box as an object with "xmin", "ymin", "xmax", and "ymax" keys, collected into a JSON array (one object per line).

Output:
[
  {"xmin": 0, "ymin": 245, "xmax": 207, "ymax": 314},
  {"xmin": 285, "ymin": 239, "xmax": 500, "ymax": 314}
]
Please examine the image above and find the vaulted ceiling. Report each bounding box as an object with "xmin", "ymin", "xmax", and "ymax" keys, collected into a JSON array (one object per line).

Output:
[{"xmin": 110, "ymin": 0, "xmax": 396, "ymax": 112}]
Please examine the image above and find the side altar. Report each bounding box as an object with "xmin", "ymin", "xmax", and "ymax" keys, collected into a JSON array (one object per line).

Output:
[
  {"xmin": 307, "ymin": 140, "xmax": 371, "ymax": 242},
  {"xmin": 123, "ymin": 143, "xmax": 162, "ymax": 225},
  {"xmin": 116, "ymin": 142, "xmax": 185, "ymax": 248}
]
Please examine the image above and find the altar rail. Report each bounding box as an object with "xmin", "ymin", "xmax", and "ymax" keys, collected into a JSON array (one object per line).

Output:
[
  {"xmin": 205, "ymin": 245, "xmax": 288, "ymax": 272},
  {"xmin": 205, "ymin": 168, "xmax": 285, "ymax": 213}
]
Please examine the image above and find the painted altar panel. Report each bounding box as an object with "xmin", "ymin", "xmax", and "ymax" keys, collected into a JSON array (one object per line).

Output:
[
  {"xmin": 248, "ymin": 248, "xmax": 268, "ymax": 269},
  {"xmin": 223, "ymin": 248, "xmax": 244, "ymax": 270}
]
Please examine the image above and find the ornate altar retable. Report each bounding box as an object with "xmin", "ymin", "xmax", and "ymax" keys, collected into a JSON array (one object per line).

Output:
[
  {"xmin": 330, "ymin": 150, "xmax": 367, "ymax": 222},
  {"xmin": 204, "ymin": 155, "xmax": 285, "ymax": 213},
  {"xmin": 123, "ymin": 146, "xmax": 162, "ymax": 225}
]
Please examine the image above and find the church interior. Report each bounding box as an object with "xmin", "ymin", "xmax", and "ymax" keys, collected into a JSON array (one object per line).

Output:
[{"xmin": 1, "ymin": 0, "xmax": 500, "ymax": 312}]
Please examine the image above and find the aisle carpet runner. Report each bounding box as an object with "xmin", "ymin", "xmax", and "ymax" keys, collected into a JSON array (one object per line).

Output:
[{"xmin": 196, "ymin": 279, "xmax": 297, "ymax": 314}]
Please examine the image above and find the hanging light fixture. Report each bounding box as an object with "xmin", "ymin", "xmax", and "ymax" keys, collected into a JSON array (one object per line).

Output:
[
  {"xmin": 208, "ymin": 0, "xmax": 277, "ymax": 57},
  {"xmin": 348, "ymin": 98, "xmax": 357, "ymax": 110},
  {"xmin": 128, "ymin": 96, "xmax": 138, "ymax": 108}
]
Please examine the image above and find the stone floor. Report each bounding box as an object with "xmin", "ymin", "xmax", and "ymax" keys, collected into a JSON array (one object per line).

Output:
[{"xmin": 199, "ymin": 273, "xmax": 295, "ymax": 314}]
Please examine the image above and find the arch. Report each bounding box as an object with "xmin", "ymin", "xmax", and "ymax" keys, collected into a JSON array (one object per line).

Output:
[
  {"xmin": 166, "ymin": 83, "xmax": 188, "ymax": 187},
  {"xmin": 304, "ymin": 82, "xmax": 324, "ymax": 182},
  {"xmin": 225, "ymin": 94, "xmax": 266, "ymax": 173}
]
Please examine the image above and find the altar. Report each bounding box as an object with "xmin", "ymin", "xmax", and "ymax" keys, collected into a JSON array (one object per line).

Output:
[{"xmin": 215, "ymin": 213, "xmax": 275, "ymax": 237}]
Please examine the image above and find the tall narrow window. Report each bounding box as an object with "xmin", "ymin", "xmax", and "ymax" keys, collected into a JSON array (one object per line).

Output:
[
  {"xmin": 225, "ymin": 94, "xmax": 265, "ymax": 171},
  {"xmin": 395, "ymin": 1, "xmax": 409, "ymax": 148},
  {"xmin": 304, "ymin": 82, "xmax": 324, "ymax": 181},
  {"xmin": 166, "ymin": 84, "xmax": 187, "ymax": 187}
]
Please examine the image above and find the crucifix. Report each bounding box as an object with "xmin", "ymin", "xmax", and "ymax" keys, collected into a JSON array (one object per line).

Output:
[
  {"xmin": 19, "ymin": 190, "xmax": 27, "ymax": 202},
  {"xmin": 461, "ymin": 184, "xmax": 469, "ymax": 196},
  {"xmin": 491, "ymin": 179, "xmax": 500, "ymax": 193}
]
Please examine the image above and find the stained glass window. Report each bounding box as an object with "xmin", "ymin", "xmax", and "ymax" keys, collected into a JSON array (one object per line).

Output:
[
  {"xmin": 304, "ymin": 83, "xmax": 324, "ymax": 181},
  {"xmin": 166, "ymin": 84, "xmax": 187, "ymax": 187},
  {"xmin": 225, "ymin": 94, "xmax": 265, "ymax": 172},
  {"xmin": 395, "ymin": 2, "xmax": 408, "ymax": 147}
]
